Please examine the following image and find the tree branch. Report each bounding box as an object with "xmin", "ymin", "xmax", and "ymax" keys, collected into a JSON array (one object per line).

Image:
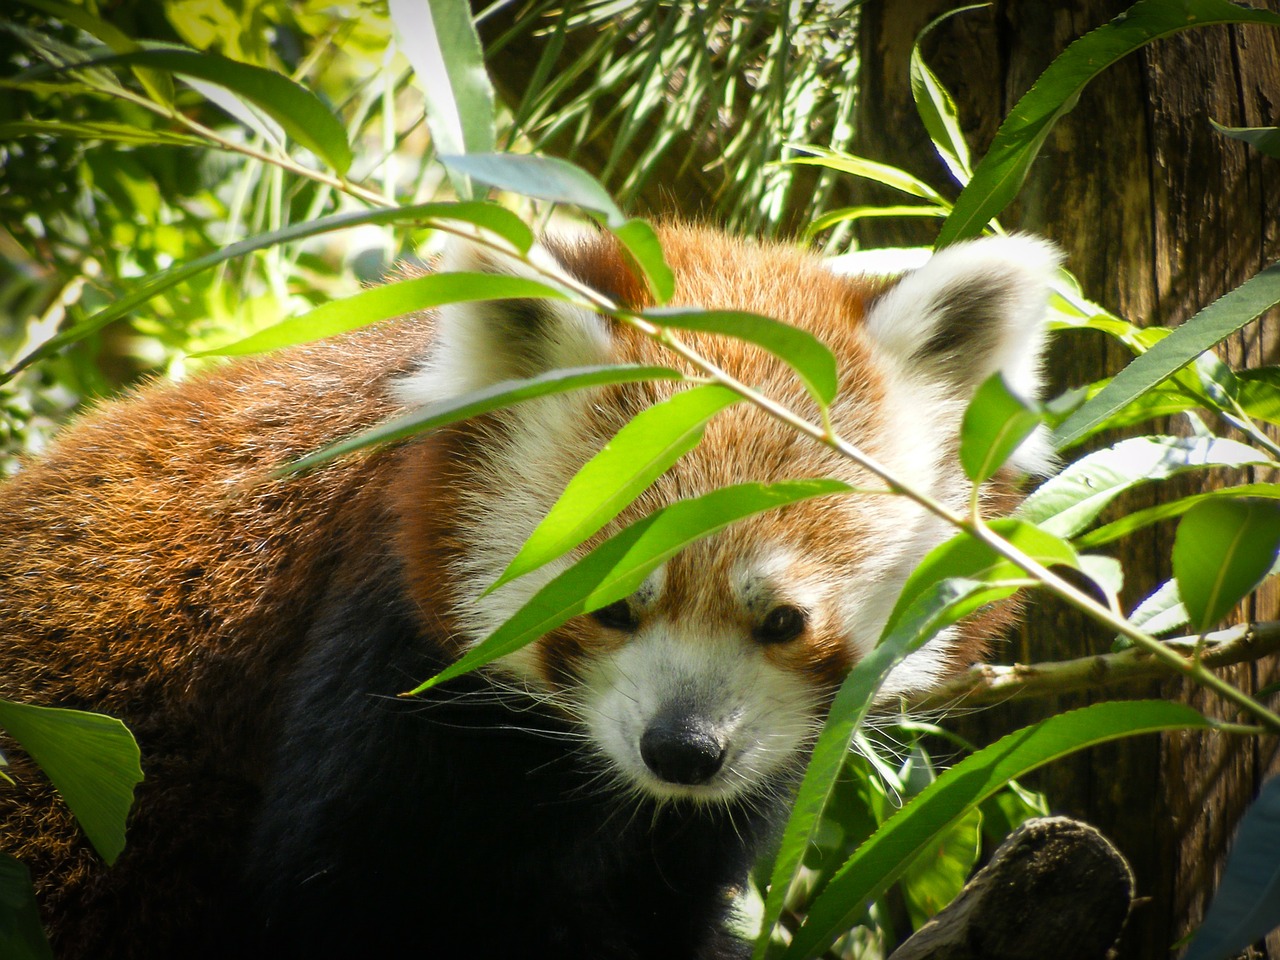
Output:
[{"xmin": 904, "ymin": 621, "xmax": 1280, "ymax": 712}]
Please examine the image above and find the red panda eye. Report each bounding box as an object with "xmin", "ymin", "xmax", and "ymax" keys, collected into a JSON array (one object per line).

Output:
[
  {"xmin": 754, "ymin": 605, "xmax": 807, "ymax": 645},
  {"xmin": 591, "ymin": 599, "xmax": 639, "ymax": 632}
]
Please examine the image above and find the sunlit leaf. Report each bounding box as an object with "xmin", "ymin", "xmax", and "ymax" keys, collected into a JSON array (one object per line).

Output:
[
  {"xmin": 1210, "ymin": 119, "xmax": 1280, "ymax": 159},
  {"xmin": 754, "ymin": 578, "xmax": 1003, "ymax": 959},
  {"xmin": 611, "ymin": 217, "xmax": 675, "ymax": 304},
  {"xmin": 0, "ymin": 119, "xmax": 204, "ymax": 147},
  {"xmin": 493, "ymin": 385, "xmax": 741, "ymax": 591},
  {"xmin": 1019, "ymin": 436, "xmax": 1272, "ymax": 539},
  {"xmin": 1236, "ymin": 368, "xmax": 1280, "ymax": 427},
  {"xmin": 63, "ymin": 48, "xmax": 353, "ymax": 173},
  {"xmin": 441, "ymin": 153, "xmax": 625, "ymax": 226},
  {"xmin": 643, "ymin": 306, "xmax": 839, "ymax": 406},
  {"xmin": 15, "ymin": 0, "xmax": 172, "ymax": 104},
  {"xmin": 199, "ymin": 273, "xmax": 568, "ymax": 356},
  {"xmin": 280, "ymin": 364, "xmax": 684, "ymax": 475},
  {"xmin": 2, "ymin": 201, "xmax": 531, "ymax": 381},
  {"xmin": 804, "ymin": 204, "xmax": 950, "ymax": 238},
  {"xmin": 1174, "ymin": 498, "xmax": 1280, "ymax": 634},
  {"xmin": 1047, "ymin": 378, "xmax": 1204, "ymax": 449},
  {"xmin": 886, "ymin": 519, "xmax": 1080, "ymax": 635},
  {"xmin": 787, "ymin": 146, "xmax": 948, "ymax": 203},
  {"xmin": 0, "ymin": 698, "xmax": 142, "ymax": 865},
  {"xmin": 1077, "ymin": 483, "xmax": 1280, "ymax": 549},
  {"xmin": 1056, "ymin": 262, "xmax": 1280, "ymax": 447},
  {"xmin": 388, "ymin": 0, "xmax": 495, "ymax": 199},
  {"xmin": 910, "ymin": 5, "xmax": 982, "ymax": 185},
  {"xmin": 1126, "ymin": 578, "xmax": 1189, "ymax": 639},
  {"xmin": 960, "ymin": 374, "xmax": 1043, "ymax": 484}
]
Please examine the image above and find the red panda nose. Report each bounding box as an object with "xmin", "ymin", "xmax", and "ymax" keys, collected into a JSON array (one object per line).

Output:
[{"xmin": 640, "ymin": 715, "xmax": 727, "ymax": 786}]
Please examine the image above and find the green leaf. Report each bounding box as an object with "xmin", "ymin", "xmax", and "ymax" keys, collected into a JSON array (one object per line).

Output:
[
  {"xmin": 1211, "ymin": 119, "xmax": 1280, "ymax": 159},
  {"xmin": 1018, "ymin": 436, "xmax": 1272, "ymax": 539},
  {"xmin": 804, "ymin": 205, "xmax": 950, "ymax": 238},
  {"xmin": 0, "ymin": 698, "xmax": 142, "ymax": 865},
  {"xmin": 0, "ymin": 119, "xmax": 205, "ymax": 147},
  {"xmin": 753, "ymin": 578, "xmax": 1004, "ymax": 959},
  {"xmin": 411, "ymin": 480, "xmax": 851, "ymax": 694},
  {"xmin": 787, "ymin": 146, "xmax": 948, "ymax": 203},
  {"xmin": 937, "ymin": 0, "xmax": 1280, "ymax": 246},
  {"xmin": 440, "ymin": 153, "xmax": 625, "ymax": 227},
  {"xmin": 1174, "ymin": 498, "xmax": 1280, "ymax": 634},
  {"xmin": 1056, "ymin": 262, "xmax": 1280, "ymax": 447},
  {"xmin": 15, "ymin": 0, "xmax": 172, "ymax": 104},
  {"xmin": 780, "ymin": 700, "xmax": 1214, "ymax": 960},
  {"xmin": 2, "ymin": 201, "xmax": 531, "ymax": 382},
  {"xmin": 910, "ymin": 5, "xmax": 983, "ymax": 185},
  {"xmin": 1127, "ymin": 578, "xmax": 1189, "ymax": 638},
  {"xmin": 66, "ymin": 49, "xmax": 353, "ymax": 173},
  {"xmin": 493, "ymin": 384, "xmax": 741, "ymax": 591},
  {"xmin": 642, "ymin": 307, "xmax": 840, "ymax": 407},
  {"xmin": 1047, "ymin": 378, "xmax": 1204, "ymax": 449},
  {"xmin": 1183, "ymin": 776, "xmax": 1280, "ymax": 960},
  {"xmin": 0, "ymin": 852, "xmax": 51, "ymax": 960},
  {"xmin": 279, "ymin": 364, "xmax": 684, "ymax": 475},
  {"xmin": 1076, "ymin": 483, "xmax": 1280, "ymax": 549},
  {"xmin": 388, "ymin": 0, "xmax": 495, "ymax": 200},
  {"xmin": 960, "ymin": 374, "xmax": 1044, "ymax": 484},
  {"xmin": 885, "ymin": 518, "xmax": 1080, "ymax": 636},
  {"xmin": 198, "ymin": 273, "xmax": 568, "ymax": 356},
  {"xmin": 1235, "ymin": 368, "xmax": 1280, "ymax": 427},
  {"xmin": 901, "ymin": 803, "xmax": 982, "ymax": 927},
  {"xmin": 611, "ymin": 218, "xmax": 675, "ymax": 304}
]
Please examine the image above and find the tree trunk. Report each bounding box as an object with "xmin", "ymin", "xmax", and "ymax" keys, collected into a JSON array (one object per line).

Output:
[{"xmin": 854, "ymin": 2, "xmax": 1280, "ymax": 956}]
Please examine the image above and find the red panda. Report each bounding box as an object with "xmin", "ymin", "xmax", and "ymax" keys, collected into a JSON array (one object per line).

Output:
[{"xmin": 0, "ymin": 223, "xmax": 1057, "ymax": 959}]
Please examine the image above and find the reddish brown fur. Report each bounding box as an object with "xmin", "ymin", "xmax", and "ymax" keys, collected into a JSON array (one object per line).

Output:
[{"xmin": 0, "ymin": 322, "xmax": 430, "ymax": 951}]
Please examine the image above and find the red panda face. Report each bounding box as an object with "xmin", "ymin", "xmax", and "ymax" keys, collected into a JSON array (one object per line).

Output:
[{"xmin": 394, "ymin": 224, "xmax": 1058, "ymax": 804}]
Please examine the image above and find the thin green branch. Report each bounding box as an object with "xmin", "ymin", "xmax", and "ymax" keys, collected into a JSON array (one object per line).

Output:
[{"xmin": 906, "ymin": 620, "xmax": 1280, "ymax": 711}]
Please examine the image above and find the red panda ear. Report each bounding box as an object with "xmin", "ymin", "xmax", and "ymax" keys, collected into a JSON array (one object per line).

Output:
[
  {"xmin": 396, "ymin": 235, "xmax": 614, "ymax": 407},
  {"xmin": 861, "ymin": 234, "xmax": 1061, "ymax": 402}
]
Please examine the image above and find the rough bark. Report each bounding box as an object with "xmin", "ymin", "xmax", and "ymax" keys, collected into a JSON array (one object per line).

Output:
[
  {"xmin": 854, "ymin": 2, "xmax": 1280, "ymax": 957},
  {"xmin": 887, "ymin": 817, "xmax": 1134, "ymax": 960}
]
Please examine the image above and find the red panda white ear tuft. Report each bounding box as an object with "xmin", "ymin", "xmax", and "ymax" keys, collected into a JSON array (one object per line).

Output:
[
  {"xmin": 862, "ymin": 234, "xmax": 1061, "ymax": 401},
  {"xmin": 396, "ymin": 235, "xmax": 613, "ymax": 407}
]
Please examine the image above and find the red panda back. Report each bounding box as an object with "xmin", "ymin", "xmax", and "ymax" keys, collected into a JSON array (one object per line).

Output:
[{"xmin": 0, "ymin": 319, "xmax": 431, "ymax": 951}]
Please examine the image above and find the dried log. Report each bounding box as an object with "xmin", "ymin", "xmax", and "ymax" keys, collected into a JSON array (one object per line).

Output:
[{"xmin": 887, "ymin": 817, "xmax": 1133, "ymax": 960}]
